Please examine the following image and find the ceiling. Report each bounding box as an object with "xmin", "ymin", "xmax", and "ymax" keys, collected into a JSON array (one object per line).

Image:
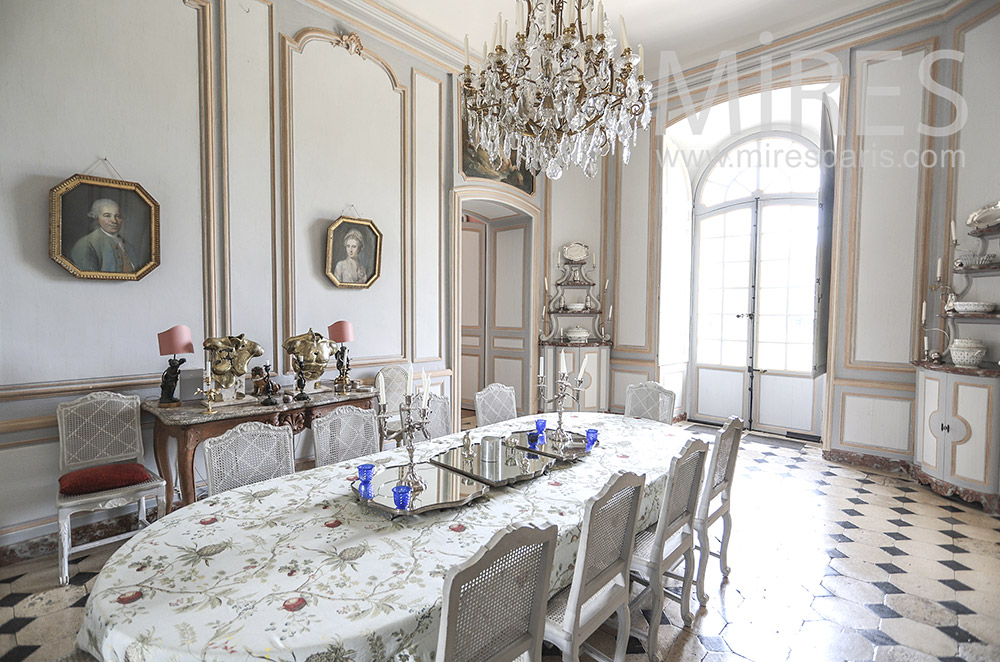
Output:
[{"xmin": 380, "ymin": 0, "xmax": 891, "ymax": 73}]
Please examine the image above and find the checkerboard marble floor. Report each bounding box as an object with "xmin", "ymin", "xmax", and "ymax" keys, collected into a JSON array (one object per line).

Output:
[{"xmin": 2, "ymin": 428, "xmax": 999, "ymax": 662}]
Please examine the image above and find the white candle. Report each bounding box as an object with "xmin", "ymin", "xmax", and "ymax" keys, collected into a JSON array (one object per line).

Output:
[
  {"xmin": 578, "ymin": 354, "xmax": 589, "ymax": 381},
  {"xmin": 922, "ymin": 300, "xmax": 927, "ymax": 324},
  {"xmin": 924, "ymin": 336, "xmax": 929, "ymax": 354},
  {"xmin": 422, "ymin": 370, "xmax": 430, "ymax": 408},
  {"xmin": 559, "ymin": 349, "xmax": 567, "ymax": 374},
  {"xmin": 638, "ymin": 44, "xmax": 644, "ymax": 77},
  {"xmin": 503, "ymin": 19, "xmax": 508, "ymax": 46},
  {"xmin": 464, "ymin": 35, "xmax": 470, "ymax": 67},
  {"xmin": 377, "ymin": 373, "xmax": 386, "ymax": 405},
  {"xmin": 952, "ymin": 220, "xmax": 957, "ymax": 240},
  {"xmin": 597, "ymin": 2, "xmax": 604, "ymax": 33},
  {"xmin": 936, "ymin": 257, "xmax": 943, "ymax": 280},
  {"xmin": 564, "ymin": 1, "xmax": 572, "ymax": 29},
  {"xmin": 407, "ymin": 364, "xmax": 414, "ymax": 395},
  {"xmin": 516, "ymin": 1, "xmax": 523, "ymax": 34},
  {"xmin": 539, "ymin": 359, "xmax": 544, "ymax": 378},
  {"xmin": 619, "ymin": 15, "xmax": 630, "ymax": 50},
  {"xmin": 482, "ymin": 41, "xmax": 487, "ymax": 62},
  {"xmin": 544, "ymin": 276, "xmax": 549, "ymax": 292},
  {"xmin": 544, "ymin": 2, "xmax": 551, "ymax": 33},
  {"xmin": 587, "ymin": 4, "xmax": 593, "ymax": 37},
  {"xmin": 608, "ymin": 304, "xmax": 613, "ymax": 319}
]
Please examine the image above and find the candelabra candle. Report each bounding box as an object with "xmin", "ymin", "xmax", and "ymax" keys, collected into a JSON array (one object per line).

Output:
[{"xmin": 537, "ymin": 369, "xmax": 584, "ymax": 446}]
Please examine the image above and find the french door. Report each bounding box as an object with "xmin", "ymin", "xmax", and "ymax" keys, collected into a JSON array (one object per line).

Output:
[{"xmin": 692, "ymin": 195, "xmax": 821, "ymax": 435}]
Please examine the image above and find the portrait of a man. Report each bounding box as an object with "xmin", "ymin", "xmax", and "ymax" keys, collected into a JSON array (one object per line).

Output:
[
  {"xmin": 49, "ymin": 174, "xmax": 159, "ymax": 281},
  {"xmin": 325, "ymin": 216, "xmax": 382, "ymax": 289}
]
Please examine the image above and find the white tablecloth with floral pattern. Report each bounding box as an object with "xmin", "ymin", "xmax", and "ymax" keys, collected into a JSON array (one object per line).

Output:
[{"xmin": 79, "ymin": 412, "xmax": 696, "ymax": 662}]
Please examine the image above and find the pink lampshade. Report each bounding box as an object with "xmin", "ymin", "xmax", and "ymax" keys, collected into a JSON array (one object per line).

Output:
[
  {"xmin": 328, "ymin": 320, "xmax": 355, "ymax": 343},
  {"xmin": 158, "ymin": 324, "xmax": 195, "ymax": 356}
]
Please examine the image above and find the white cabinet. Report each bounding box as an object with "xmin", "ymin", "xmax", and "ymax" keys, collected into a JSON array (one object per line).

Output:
[
  {"xmin": 539, "ymin": 343, "xmax": 610, "ymax": 412},
  {"xmin": 915, "ymin": 365, "xmax": 1000, "ymax": 510}
]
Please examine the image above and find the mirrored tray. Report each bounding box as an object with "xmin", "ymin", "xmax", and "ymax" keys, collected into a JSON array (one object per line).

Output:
[
  {"xmin": 351, "ymin": 461, "xmax": 490, "ymax": 517},
  {"xmin": 430, "ymin": 442, "xmax": 556, "ymax": 487},
  {"xmin": 507, "ymin": 430, "xmax": 597, "ymax": 462}
]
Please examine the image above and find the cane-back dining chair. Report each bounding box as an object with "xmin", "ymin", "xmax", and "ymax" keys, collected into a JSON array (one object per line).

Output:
[
  {"xmin": 55, "ymin": 391, "xmax": 167, "ymax": 586},
  {"xmin": 629, "ymin": 437, "xmax": 709, "ymax": 653},
  {"xmin": 203, "ymin": 421, "xmax": 295, "ymax": 495},
  {"xmin": 313, "ymin": 405, "xmax": 380, "ymax": 466},
  {"xmin": 474, "ymin": 382, "xmax": 518, "ymax": 427},
  {"xmin": 376, "ymin": 365, "xmax": 408, "ymax": 416},
  {"xmin": 543, "ymin": 471, "xmax": 645, "ymax": 662},
  {"xmin": 436, "ymin": 523, "xmax": 557, "ymax": 662},
  {"xmin": 695, "ymin": 416, "xmax": 744, "ymax": 605},
  {"xmin": 424, "ymin": 394, "xmax": 453, "ymax": 440},
  {"xmin": 624, "ymin": 381, "xmax": 676, "ymax": 424}
]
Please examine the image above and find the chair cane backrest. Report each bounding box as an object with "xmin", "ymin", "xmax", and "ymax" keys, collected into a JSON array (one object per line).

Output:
[
  {"xmin": 56, "ymin": 391, "xmax": 144, "ymax": 473},
  {"xmin": 624, "ymin": 381, "xmax": 676, "ymax": 424},
  {"xmin": 436, "ymin": 523, "xmax": 557, "ymax": 662},
  {"xmin": 474, "ymin": 383, "xmax": 518, "ymax": 427},
  {"xmin": 313, "ymin": 405, "xmax": 379, "ymax": 467},
  {"xmin": 654, "ymin": 438, "xmax": 709, "ymax": 549},
  {"xmin": 377, "ymin": 366, "xmax": 408, "ymax": 415},
  {"xmin": 699, "ymin": 416, "xmax": 744, "ymax": 515},
  {"xmin": 203, "ymin": 421, "xmax": 295, "ymax": 495},
  {"xmin": 424, "ymin": 394, "xmax": 453, "ymax": 440},
  {"xmin": 563, "ymin": 471, "xmax": 645, "ymax": 630}
]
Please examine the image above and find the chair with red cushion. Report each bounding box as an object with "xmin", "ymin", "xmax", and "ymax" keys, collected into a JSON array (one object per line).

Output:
[{"xmin": 56, "ymin": 391, "xmax": 167, "ymax": 586}]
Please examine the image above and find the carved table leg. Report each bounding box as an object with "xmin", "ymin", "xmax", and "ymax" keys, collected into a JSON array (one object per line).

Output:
[
  {"xmin": 177, "ymin": 431, "xmax": 200, "ymax": 508},
  {"xmin": 152, "ymin": 422, "xmax": 175, "ymax": 514}
]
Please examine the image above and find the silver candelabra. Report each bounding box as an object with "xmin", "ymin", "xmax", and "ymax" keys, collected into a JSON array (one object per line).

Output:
[
  {"xmin": 537, "ymin": 370, "xmax": 583, "ymax": 444},
  {"xmin": 375, "ymin": 394, "xmax": 430, "ymax": 492}
]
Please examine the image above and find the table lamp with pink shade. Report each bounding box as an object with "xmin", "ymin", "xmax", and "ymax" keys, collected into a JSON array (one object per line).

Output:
[
  {"xmin": 157, "ymin": 324, "xmax": 194, "ymax": 407},
  {"xmin": 328, "ymin": 320, "xmax": 355, "ymax": 392}
]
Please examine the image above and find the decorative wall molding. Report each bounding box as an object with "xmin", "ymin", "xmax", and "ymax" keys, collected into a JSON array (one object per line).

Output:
[
  {"xmin": 843, "ymin": 38, "xmax": 938, "ymax": 373},
  {"xmin": 280, "ymin": 28, "xmax": 410, "ymax": 371}
]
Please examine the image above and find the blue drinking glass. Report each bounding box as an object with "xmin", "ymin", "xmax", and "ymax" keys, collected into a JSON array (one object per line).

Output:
[
  {"xmin": 535, "ymin": 419, "xmax": 547, "ymax": 434},
  {"xmin": 357, "ymin": 481, "xmax": 375, "ymax": 500},
  {"xmin": 527, "ymin": 432, "xmax": 539, "ymax": 449},
  {"xmin": 537, "ymin": 431, "xmax": 546, "ymax": 446},
  {"xmin": 585, "ymin": 428, "xmax": 598, "ymax": 451},
  {"xmin": 358, "ymin": 463, "xmax": 375, "ymax": 482},
  {"xmin": 392, "ymin": 485, "xmax": 412, "ymax": 510}
]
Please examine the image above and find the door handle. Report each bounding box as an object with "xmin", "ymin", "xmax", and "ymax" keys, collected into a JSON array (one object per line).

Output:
[
  {"xmin": 940, "ymin": 423, "xmax": 950, "ymax": 433},
  {"xmin": 736, "ymin": 313, "xmax": 754, "ymax": 319}
]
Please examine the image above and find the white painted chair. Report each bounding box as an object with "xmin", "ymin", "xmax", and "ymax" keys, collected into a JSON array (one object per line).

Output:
[
  {"xmin": 424, "ymin": 394, "xmax": 453, "ymax": 440},
  {"xmin": 695, "ymin": 416, "xmax": 744, "ymax": 605},
  {"xmin": 543, "ymin": 471, "xmax": 645, "ymax": 662},
  {"xmin": 203, "ymin": 421, "xmax": 295, "ymax": 495},
  {"xmin": 474, "ymin": 382, "xmax": 517, "ymax": 427},
  {"xmin": 55, "ymin": 391, "xmax": 167, "ymax": 586},
  {"xmin": 436, "ymin": 523, "xmax": 557, "ymax": 662},
  {"xmin": 629, "ymin": 437, "xmax": 709, "ymax": 656},
  {"xmin": 624, "ymin": 382, "xmax": 676, "ymax": 424},
  {"xmin": 376, "ymin": 365, "xmax": 408, "ymax": 415},
  {"xmin": 312, "ymin": 405, "xmax": 380, "ymax": 466}
]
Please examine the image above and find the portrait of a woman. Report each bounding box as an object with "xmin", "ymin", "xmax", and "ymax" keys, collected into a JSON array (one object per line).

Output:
[
  {"xmin": 333, "ymin": 229, "xmax": 367, "ymax": 284},
  {"xmin": 325, "ymin": 216, "xmax": 382, "ymax": 288}
]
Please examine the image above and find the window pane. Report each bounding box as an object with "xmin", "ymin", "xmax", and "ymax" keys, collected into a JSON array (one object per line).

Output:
[
  {"xmin": 758, "ymin": 315, "xmax": 786, "ymax": 343},
  {"xmin": 698, "ymin": 340, "xmax": 721, "ymax": 364},
  {"xmin": 722, "ymin": 315, "xmax": 746, "ymax": 341},
  {"xmin": 757, "ymin": 342, "xmax": 785, "ymax": 371},
  {"xmin": 786, "ymin": 343, "xmax": 813, "ymax": 372},
  {"xmin": 723, "ymin": 262, "xmax": 750, "ymax": 288},
  {"xmin": 721, "ymin": 341, "xmax": 747, "ymax": 367}
]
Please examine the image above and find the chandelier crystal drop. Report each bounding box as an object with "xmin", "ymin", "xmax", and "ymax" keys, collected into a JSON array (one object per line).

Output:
[{"xmin": 461, "ymin": 0, "xmax": 652, "ymax": 180}]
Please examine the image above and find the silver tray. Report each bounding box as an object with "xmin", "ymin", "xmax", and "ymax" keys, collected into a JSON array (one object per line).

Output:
[
  {"xmin": 430, "ymin": 443, "xmax": 556, "ymax": 487},
  {"xmin": 351, "ymin": 461, "xmax": 489, "ymax": 517},
  {"xmin": 507, "ymin": 429, "xmax": 597, "ymax": 461}
]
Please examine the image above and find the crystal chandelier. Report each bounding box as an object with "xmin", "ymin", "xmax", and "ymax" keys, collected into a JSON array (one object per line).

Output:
[{"xmin": 461, "ymin": 0, "xmax": 652, "ymax": 180}]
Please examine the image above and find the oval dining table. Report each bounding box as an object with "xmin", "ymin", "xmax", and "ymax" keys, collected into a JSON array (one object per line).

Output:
[{"xmin": 78, "ymin": 412, "xmax": 696, "ymax": 662}]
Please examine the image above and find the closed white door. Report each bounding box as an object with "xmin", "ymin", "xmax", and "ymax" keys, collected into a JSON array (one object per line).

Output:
[{"xmin": 486, "ymin": 218, "xmax": 533, "ymax": 413}]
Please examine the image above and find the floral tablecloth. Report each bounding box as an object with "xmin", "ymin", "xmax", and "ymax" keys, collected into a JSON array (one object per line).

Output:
[{"xmin": 79, "ymin": 413, "xmax": 696, "ymax": 662}]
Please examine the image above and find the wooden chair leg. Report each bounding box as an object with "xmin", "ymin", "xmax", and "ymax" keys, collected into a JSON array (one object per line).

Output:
[
  {"xmin": 680, "ymin": 547, "xmax": 695, "ymax": 625},
  {"xmin": 613, "ymin": 602, "xmax": 631, "ymax": 662},
  {"xmin": 720, "ymin": 512, "xmax": 733, "ymax": 577},
  {"xmin": 695, "ymin": 521, "xmax": 711, "ymax": 605}
]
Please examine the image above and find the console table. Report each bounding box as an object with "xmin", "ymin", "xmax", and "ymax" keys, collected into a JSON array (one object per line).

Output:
[{"xmin": 142, "ymin": 391, "xmax": 376, "ymax": 512}]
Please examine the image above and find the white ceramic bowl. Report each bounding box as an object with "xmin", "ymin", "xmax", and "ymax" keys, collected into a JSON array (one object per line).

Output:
[
  {"xmin": 951, "ymin": 338, "xmax": 987, "ymax": 349},
  {"xmin": 565, "ymin": 326, "xmax": 590, "ymax": 343},
  {"xmin": 953, "ymin": 301, "xmax": 996, "ymax": 313}
]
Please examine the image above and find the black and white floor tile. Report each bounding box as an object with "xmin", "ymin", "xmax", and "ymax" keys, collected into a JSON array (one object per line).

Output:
[{"xmin": 2, "ymin": 427, "xmax": 999, "ymax": 662}]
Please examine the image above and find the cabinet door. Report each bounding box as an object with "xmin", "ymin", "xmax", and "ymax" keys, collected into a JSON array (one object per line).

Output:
[
  {"xmin": 918, "ymin": 371, "xmax": 945, "ymax": 474},
  {"xmin": 950, "ymin": 379, "xmax": 996, "ymax": 489}
]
